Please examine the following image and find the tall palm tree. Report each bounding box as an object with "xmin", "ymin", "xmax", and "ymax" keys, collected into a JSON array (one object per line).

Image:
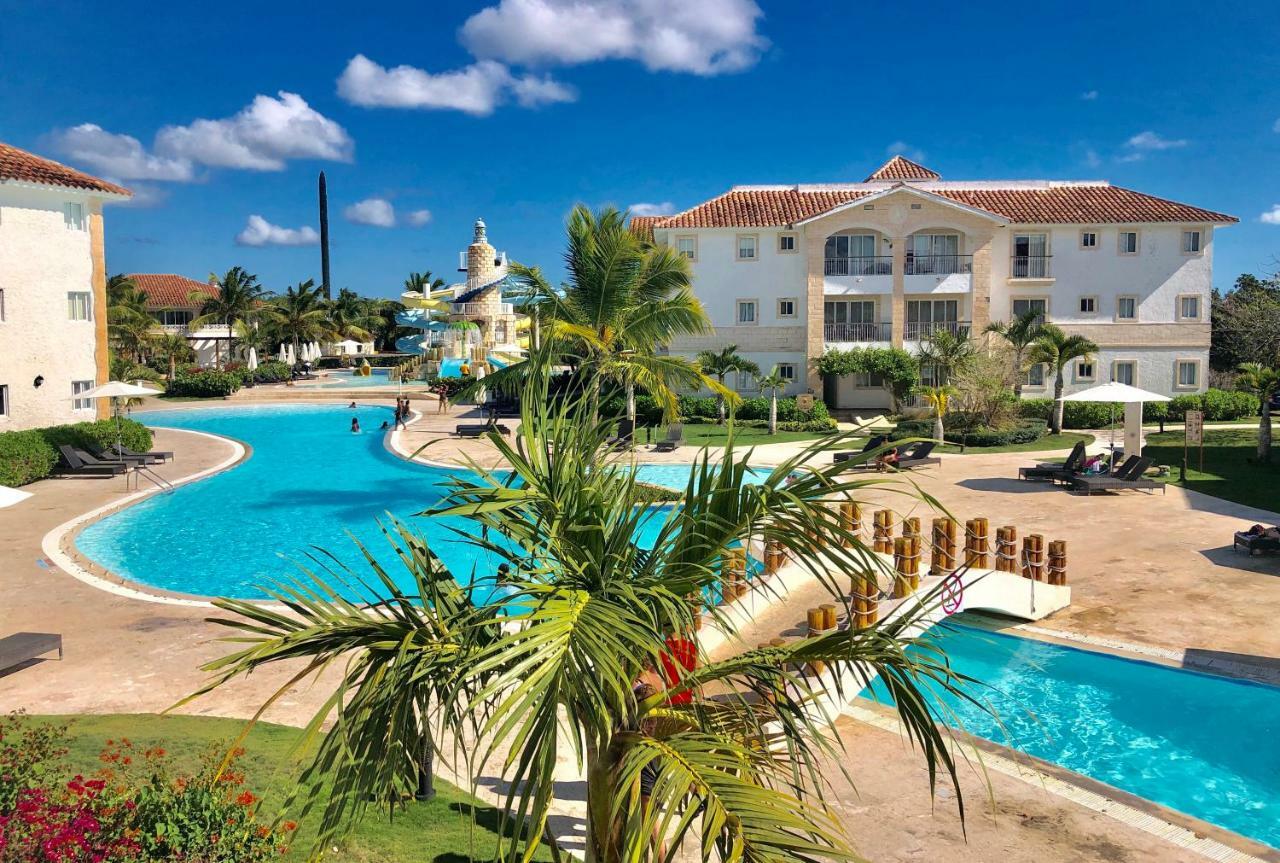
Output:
[
  {"xmin": 261, "ymin": 279, "xmax": 333, "ymax": 359},
  {"xmin": 916, "ymin": 327, "xmax": 976, "ymax": 387},
  {"xmin": 696, "ymin": 345, "xmax": 759, "ymax": 424},
  {"xmin": 985, "ymin": 309, "xmax": 1045, "ymax": 397},
  {"xmin": 184, "ymin": 357, "xmax": 977, "ymax": 863},
  {"xmin": 756, "ymin": 366, "xmax": 789, "ymax": 435},
  {"xmin": 327, "ymin": 288, "xmax": 378, "ymax": 346},
  {"xmin": 404, "ymin": 271, "xmax": 447, "ymax": 296},
  {"xmin": 1236, "ymin": 362, "xmax": 1279, "ymax": 463},
  {"xmin": 191, "ymin": 267, "xmax": 266, "ymax": 369},
  {"xmin": 151, "ymin": 332, "xmax": 195, "ymax": 383},
  {"xmin": 106, "ymin": 281, "xmax": 154, "ymax": 363},
  {"xmin": 1027, "ymin": 324, "xmax": 1099, "ymax": 434}
]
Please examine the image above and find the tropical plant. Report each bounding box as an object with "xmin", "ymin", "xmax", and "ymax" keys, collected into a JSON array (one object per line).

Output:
[
  {"xmin": 695, "ymin": 345, "xmax": 759, "ymax": 423},
  {"xmin": 1026, "ymin": 325, "xmax": 1099, "ymax": 434},
  {"xmin": 151, "ymin": 332, "xmax": 196, "ymax": 383},
  {"xmin": 916, "ymin": 327, "xmax": 976, "ymax": 386},
  {"xmin": 1211, "ymin": 274, "xmax": 1280, "ymax": 372},
  {"xmin": 106, "ymin": 276, "xmax": 154, "ymax": 363},
  {"xmin": 985, "ymin": 309, "xmax": 1045, "ymax": 397},
  {"xmin": 404, "ymin": 271, "xmax": 447, "ymax": 296},
  {"xmin": 191, "ymin": 267, "xmax": 267, "ymax": 369},
  {"xmin": 950, "ymin": 349, "xmax": 1020, "ymax": 430},
  {"xmin": 920, "ymin": 385, "xmax": 957, "ymax": 440},
  {"xmin": 816, "ymin": 347, "xmax": 919, "ymax": 412},
  {"xmin": 184, "ymin": 353, "xmax": 979, "ymax": 863},
  {"xmin": 327, "ymin": 287, "xmax": 378, "ymax": 344},
  {"xmin": 261, "ymin": 279, "xmax": 333, "ymax": 360},
  {"xmin": 756, "ymin": 366, "xmax": 789, "ymax": 435},
  {"xmin": 477, "ymin": 206, "xmax": 727, "ymax": 421},
  {"xmin": 1235, "ymin": 362, "xmax": 1280, "ymax": 463},
  {"xmin": 370, "ymin": 298, "xmax": 410, "ymax": 352}
]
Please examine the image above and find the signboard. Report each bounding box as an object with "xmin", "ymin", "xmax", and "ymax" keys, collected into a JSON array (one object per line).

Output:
[
  {"xmin": 1185, "ymin": 410, "xmax": 1204, "ymax": 446},
  {"xmin": 795, "ymin": 393, "xmax": 815, "ymax": 412}
]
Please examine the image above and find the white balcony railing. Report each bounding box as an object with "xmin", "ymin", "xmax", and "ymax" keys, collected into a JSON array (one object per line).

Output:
[{"xmin": 452, "ymin": 302, "xmax": 515, "ymax": 316}]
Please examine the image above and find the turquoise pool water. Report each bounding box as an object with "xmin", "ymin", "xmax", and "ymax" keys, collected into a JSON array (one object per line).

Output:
[
  {"xmin": 865, "ymin": 624, "xmax": 1280, "ymax": 848},
  {"xmin": 440, "ymin": 358, "xmax": 467, "ymax": 377},
  {"xmin": 320, "ymin": 368, "xmax": 396, "ymax": 387},
  {"xmin": 631, "ymin": 463, "xmax": 776, "ymax": 490}
]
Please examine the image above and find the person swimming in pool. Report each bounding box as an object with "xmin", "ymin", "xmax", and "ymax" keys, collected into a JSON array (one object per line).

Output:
[
  {"xmin": 351, "ymin": 417, "xmax": 361, "ymax": 433},
  {"xmin": 348, "ymin": 401, "xmax": 357, "ymax": 409},
  {"xmin": 380, "ymin": 420, "xmax": 390, "ymax": 430}
]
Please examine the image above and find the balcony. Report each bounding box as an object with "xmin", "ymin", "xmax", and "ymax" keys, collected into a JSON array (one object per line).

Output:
[
  {"xmin": 823, "ymin": 321, "xmax": 892, "ymax": 343},
  {"xmin": 1010, "ymin": 255, "xmax": 1053, "ymax": 280},
  {"xmin": 152, "ymin": 322, "xmax": 231, "ymax": 337},
  {"xmin": 904, "ymin": 254, "xmax": 972, "ymax": 276},
  {"xmin": 824, "ymin": 256, "xmax": 892, "ymax": 277},
  {"xmin": 451, "ymin": 302, "xmax": 515, "ymax": 316},
  {"xmin": 904, "ymin": 320, "xmax": 972, "ymax": 341}
]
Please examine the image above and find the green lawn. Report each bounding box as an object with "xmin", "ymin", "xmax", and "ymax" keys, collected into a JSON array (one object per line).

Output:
[
  {"xmin": 649, "ymin": 422, "xmax": 834, "ymax": 446},
  {"xmin": 30, "ymin": 713, "xmax": 551, "ymax": 863},
  {"xmin": 1144, "ymin": 427, "xmax": 1280, "ymax": 513},
  {"xmin": 938, "ymin": 432, "xmax": 1094, "ymax": 455}
]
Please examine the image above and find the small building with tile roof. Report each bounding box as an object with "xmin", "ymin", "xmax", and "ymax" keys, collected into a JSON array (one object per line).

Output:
[
  {"xmin": 126, "ymin": 273, "xmax": 233, "ymax": 367},
  {"xmin": 0, "ymin": 141, "xmax": 131, "ymax": 429},
  {"xmin": 633, "ymin": 155, "xmax": 1235, "ymax": 407}
]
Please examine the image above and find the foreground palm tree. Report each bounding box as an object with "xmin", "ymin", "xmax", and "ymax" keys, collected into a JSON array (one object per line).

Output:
[
  {"xmin": 985, "ymin": 309, "xmax": 1044, "ymax": 397},
  {"xmin": 106, "ymin": 279, "xmax": 154, "ymax": 363},
  {"xmin": 1028, "ymin": 325, "xmax": 1098, "ymax": 434},
  {"xmin": 186, "ymin": 352, "xmax": 979, "ymax": 862},
  {"xmin": 1236, "ymin": 362, "xmax": 1279, "ymax": 463},
  {"xmin": 696, "ymin": 345, "xmax": 759, "ymax": 424},
  {"xmin": 191, "ymin": 267, "xmax": 266, "ymax": 368}
]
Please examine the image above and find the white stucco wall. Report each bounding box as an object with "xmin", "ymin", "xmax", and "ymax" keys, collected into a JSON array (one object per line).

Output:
[{"xmin": 0, "ymin": 185, "xmax": 104, "ymax": 430}]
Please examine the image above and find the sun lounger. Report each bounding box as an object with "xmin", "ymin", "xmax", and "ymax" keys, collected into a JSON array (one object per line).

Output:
[
  {"xmin": 455, "ymin": 423, "xmax": 511, "ymax": 438},
  {"xmin": 56, "ymin": 445, "xmax": 127, "ymax": 476},
  {"xmin": 111, "ymin": 443, "xmax": 173, "ymax": 463},
  {"xmin": 654, "ymin": 423, "xmax": 685, "ymax": 453},
  {"xmin": 0, "ymin": 632, "xmax": 62, "ymax": 674},
  {"xmin": 1070, "ymin": 457, "xmax": 1163, "ymax": 495},
  {"xmin": 1234, "ymin": 527, "xmax": 1280, "ymax": 555},
  {"xmin": 840, "ymin": 442, "xmax": 914, "ymax": 471},
  {"xmin": 833, "ymin": 434, "xmax": 888, "ymax": 464},
  {"xmin": 897, "ymin": 440, "xmax": 940, "ymax": 470},
  {"xmin": 1018, "ymin": 440, "xmax": 1086, "ymax": 481}
]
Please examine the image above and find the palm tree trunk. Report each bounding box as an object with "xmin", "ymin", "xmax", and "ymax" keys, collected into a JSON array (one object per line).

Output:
[
  {"xmin": 1260, "ymin": 401, "xmax": 1273, "ymax": 464},
  {"xmin": 716, "ymin": 374, "xmax": 726, "ymax": 425},
  {"xmin": 626, "ymin": 380, "xmax": 636, "ymax": 424},
  {"xmin": 1013, "ymin": 348, "xmax": 1024, "ymax": 399},
  {"xmin": 769, "ymin": 391, "xmax": 778, "ymax": 435},
  {"xmin": 227, "ymin": 316, "xmax": 236, "ymax": 366},
  {"xmin": 933, "ymin": 414, "xmax": 944, "ymax": 441},
  {"xmin": 213, "ymin": 339, "xmax": 222, "ymax": 370},
  {"xmin": 1052, "ymin": 366, "xmax": 1066, "ymax": 434},
  {"xmin": 168, "ymin": 355, "xmax": 176, "ymax": 384}
]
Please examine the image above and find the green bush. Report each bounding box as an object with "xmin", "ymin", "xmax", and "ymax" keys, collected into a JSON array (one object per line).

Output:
[
  {"xmin": 0, "ymin": 419, "xmax": 154, "ymax": 486},
  {"xmin": 677, "ymin": 394, "xmax": 830, "ymax": 424},
  {"xmin": 892, "ymin": 417, "xmax": 1046, "ymax": 447},
  {"xmin": 251, "ymin": 360, "xmax": 291, "ymax": 383},
  {"xmin": 1199, "ymin": 388, "xmax": 1259, "ymax": 421},
  {"xmin": 681, "ymin": 416, "xmax": 838, "ymax": 433},
  {"xmin": 423, "ymin": 375, "xmax": 470, "ymax": 398},
  {"xmin": 167, "ymin": 369, "xmax": 242, "ymax": 398},
  {"xmin": 1020, "ymin": 388, "xmax": 1259, "ymax": 428},
  {"xmin": 0, "ymin": 430, "xmax": 58, "ymax": 486}
]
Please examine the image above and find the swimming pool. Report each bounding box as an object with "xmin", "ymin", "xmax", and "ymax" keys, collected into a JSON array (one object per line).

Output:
[
  {"xmin": 319, "ymin": 368, "xmax": 397, "ymax": 387},
  {"xmin": 865, "ymin": 624, "xmax": 1280, "ymax": 848},
  {"xmin": 631, "ymin": 463, "xmax": 777, "ymax": 490}
]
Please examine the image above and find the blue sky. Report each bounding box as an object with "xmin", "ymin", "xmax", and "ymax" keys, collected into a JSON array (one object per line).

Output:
[{"xmin": 2, "ymin": 0, "xmax": 1278, "ymax": 298}]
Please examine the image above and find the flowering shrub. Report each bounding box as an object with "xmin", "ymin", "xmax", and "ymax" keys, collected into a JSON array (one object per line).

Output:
[{"xmin": 0, "ymin": 715, "xmax": 292, "ymax": 862}]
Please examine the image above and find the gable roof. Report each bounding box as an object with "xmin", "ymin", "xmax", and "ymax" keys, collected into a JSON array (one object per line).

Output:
[
  {"xmin": 128, "ymin": 273, "xmax": 218, "ymax": 308},
  {"xmin": 0, "ymin": 141, "xmax": 131, "ymax": 197},
  {"xmin": 866, "ymin": 155, "xmax": 940, "ymax": 182},
  {"xmin": 793, "ymin": 184, "xmax": 1005, "ymax": 226},
  {"xmin": 629, "ymin": 215, "xmax": 658, "ymax": 242}
]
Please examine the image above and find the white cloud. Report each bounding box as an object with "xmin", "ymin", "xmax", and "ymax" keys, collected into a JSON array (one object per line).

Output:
[
  {"xmin": 406, "ymin": 209, "xmax": 432, "ymax": 227},
  {"xmin": 156, "ymin": 92, "xmax": 353, "ymax": 171},
  {"xmin": 461, "ymin": 0, "xmax": 767, "ymax": 75},
  {"xmin": 337, "ymin": 54, "xmax": 572, "ymax": 115},
  {"xmin": 1080, "ymin": 90, "xmax": 1099, "ymax": 101},
  {"xmin": 1273, "ymin": 118, "xmax": 1280, "ymax": 133},
  {"xmin": 1125, "ymin": 130, "xmax": 1188, "ymax": 151},
  {"xmin": 344, "ymin": 197, "xmax": 397, "ymax": 227},
  {"xmin": 47, "ymin": 123, "xmax": 194, "ymax": 181},
  {"xmin": 885, "ymin": 140, "xmax": 926, "ymax": 163},
  {"xmin": 629, "ymin": 201, "xmax": 675, "ymax": 216},
  {"xmin": 235, "ymin": 215, "xmax": 320, "ymax": 247},
  {"xmin": 1261, "ymin": 205, "xmax": 1280, "ymax": 225}
]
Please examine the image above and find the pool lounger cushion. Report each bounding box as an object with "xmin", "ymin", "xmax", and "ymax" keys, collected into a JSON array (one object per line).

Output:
[
  {"xmin": 0, "ymin": 632, "xmax": 63, "ymax": 674},
  {"xmin": 56, "ymin": 445, "xmax": 128, "ymax": 476},
  {"xmin": 1070, "ymin": 458, "xmax": 1163, "ymax": 495},
  {"xmin": 1234, "ymin": 529, "xmax": 1280, "ymax": 555},
  {"xmin": 455, "ymin": 423, "xmax": 511, "ymax": 438},
  {"xmin": 1018, "ymin": 440, "xmax": 1087, "ymax": 481}
]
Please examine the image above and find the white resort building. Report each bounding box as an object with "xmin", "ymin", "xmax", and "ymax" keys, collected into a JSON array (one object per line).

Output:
[
  {"xmin": 633, "ymin": 155, "xmax": 1237, "ymax": 411},
  {"xmin": 0, "ymin": 142, "xmax": 129, "ymax": 430},
  {"xmin": 128, "ymin": 273, "xmax": 228, "ymax": 368}
]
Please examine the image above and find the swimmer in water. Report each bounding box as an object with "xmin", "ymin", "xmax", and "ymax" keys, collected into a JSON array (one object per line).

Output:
[{"xmin": 351, "ymin": 417, "xmax": 361, "ymax": 433}]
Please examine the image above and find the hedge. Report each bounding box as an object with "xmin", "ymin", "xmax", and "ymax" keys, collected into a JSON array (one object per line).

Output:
[
  {"xmin": 1018, "ymin": 388, "xmax": 1259, "ymax": 428},
  {"xmin": 682, "ymin": 416, "xmax": 839, "ymax": 433},
  {"xmin": 0, "ymin": 419, "xmax": 154, "ymax": 486},
  {"xmin": 166, "ymin": 369, "xmax": 243, "ymax": 398},
  {"xmin": 250, "ymin": 360, "xmax": 291, "ymax": 383},
  {"xmin": 892, "ymin": 417, "xmax": 1047, "ymax": 447},
  {"xmin": 677, "ymin": 395, "xmax": 831, "ymax": 424}
]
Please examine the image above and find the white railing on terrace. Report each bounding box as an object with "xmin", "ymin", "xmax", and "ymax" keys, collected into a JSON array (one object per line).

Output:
[
  {"xmin": 1010, "ymin": 255, "xmax": 1053, "ymax": 279},
  {"xmin": 823, "ymin": 322, "xmax": 892, "ymax": 342},
  {"xmin": 904, "ymin": 320, "xmax": 972, "ymax": 341},
  {"xmin": 824, "ymin": 256, "xmax": 893, "ymax": 277},
  {"xmin": 452, "ymin": 302, "xmax": 515, "ymax": 316},
  {"xmin": 905, "ymin": 254, "xmax": 972, "ymax": 276}
]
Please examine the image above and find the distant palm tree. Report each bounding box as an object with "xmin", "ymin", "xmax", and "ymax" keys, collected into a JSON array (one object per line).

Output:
[
  {"xmin": 1027, "ymin": 325, "xmax": 1098, "ymax": 433},
  {"xmin": 262, "ymin": 280, "xmax": 333, "ymax": 360},
  {"xmin": 916, "ymin": 327, "xmax": 976, "ymax": 386},
  {"xmin": 369, "ymin": 298, "xmax": 409, "ymax": 352},
  {"xmin": 404, "ymin": 271, "xmax": 446, "ymax": 296},
  {"xmin": 106, "ymin": 280, "xmax": 154, "ymax": 363},
  {"xmin": 920, "ymin": 385, "xmax": 956, "ymax": 441},
  {"xmin": 191, "ymin": 267, "xmax": 266, "ymax": 369},
  {"xmin": 696, "ymin": 345, "xmax": 758, "ymax": 423},
  {"xmin": 151, "ymin": 332, "xmax": 195, "ymax": 383},
  {"xmin": 327, "ymin": 288, "xmax": 377, "ymax": 346},
  {"xmin": 756, "ymin": 366, "xmax": 789, "ymax": 435},
  {"xmin": 986, "ymin": 309, "xmax": 1045, "ymax": 397},
  {"xmin": 1236, "ymin": 362, "xmax": 1279, "ymax": 463}
]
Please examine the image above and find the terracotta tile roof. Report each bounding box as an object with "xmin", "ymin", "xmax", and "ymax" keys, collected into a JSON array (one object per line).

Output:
[
  {"xmin": 652, "ymin": 184, "xmax": 1236, "ymax": 229},
  {"xmin": 866, "ymin": 155, "xmax": 941, "ymax": 182},
  {"xmin": 629, "ymin": 215, "xmax": 658, "ymax": 242},
  {"xmin": 128, "ymin": 274, "xmax": 219, "ymax": 308},
  {"xmin": 0, "ymin": 141, "xmax": 131, "ymax": 196}
]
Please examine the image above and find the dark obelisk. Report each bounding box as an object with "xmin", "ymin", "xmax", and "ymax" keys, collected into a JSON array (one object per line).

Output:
[{"xmin": 318, "ymin": 171, "xmax": 332, "ymax": 299}]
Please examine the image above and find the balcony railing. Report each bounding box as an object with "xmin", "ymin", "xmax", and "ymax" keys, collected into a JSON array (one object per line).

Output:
[
  {"xmin": 904, "ymin": 320, "xmax": 972, "ymax": 341},
  {"xmin": 824, "ymin": 256, "xmax": 892, "ymax": 277},
  {"xmin": 1010, "ymin": 255, "xmax": 1053, "ymax": 279},
  {"xmin": 451, "ymin": 302, "xmax": 515, "ymax": 316},
  {"xmin": 905, "ymin": 254, "xmax": 972, "ymax": 276},
  {"xmin": 823, "ymin": 321, "xmax": 892, "ymax": 342}
]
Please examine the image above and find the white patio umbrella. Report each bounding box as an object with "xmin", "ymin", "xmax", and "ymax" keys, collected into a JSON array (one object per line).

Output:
[
  {"xmin": 277, "ymin": 343, "xmax": 288, "ymax": 363},
  {"xmin": 73, "ymin": 381, "xmax": 164, "ymax": 459},
  {"xmin": 311, "ymin": 341, "xmax": 321, "ymax": 361},
  {"xmin": 287, "ymin": 343, "xmax": 297, "ymax": 366},
  {"xmin": 1062, "ymin": 381, "xmax": 1171, "ymax": 458},
  {"xmin": 246, "ymin": 347, "xmax": 258, "ymax": 371},
  {"xmin": 0, "ymin": 485, "xmax": 33, "ymax": 508}
]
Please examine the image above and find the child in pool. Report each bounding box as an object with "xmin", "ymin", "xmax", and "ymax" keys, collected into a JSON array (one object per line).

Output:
[{"xmin": 351, "ymin": 417, "xmax": 361, "ymax": 433}]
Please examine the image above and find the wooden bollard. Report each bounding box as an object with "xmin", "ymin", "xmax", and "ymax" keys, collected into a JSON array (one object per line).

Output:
[
  {"xmin": 1048, "ymin": 540, "xmax": 1068, "ymax": 586},
  {"xmin": 965, "ymin": 517, "xmax": 989, "ymax": 568},
  {"xmin": 764, "ymin": 540, "xmax": 784, "ymax": 575},
  {"xmin": 902, "ymin": 516, "xmax": 921, "ymax": 539},
  {"xmin": 820, "ymin": 603, "xmax": 837, "ymax": 630},
  {"xmin": 873, "ymin": 510, "xmax": 894, "ymax": 553},
  {"xmin": 840, "ymin": 501, "xmax": 862, "ymax": 547},
  {"xmin": 893, "ymin": 537, "xmax": 916, "ymax": 598},
  {"xmin": 1020, "ymin": 534, "xmax": 1045, "ymax": 581},
  {"xmin": 768, "ymin": 637, "xmax": 786, "ymax": 648},
  {"xmin": 995, "ymin": 526, "xmax": 1018, "ymax": 573},
  {"xmin": 806, "ymin": 607, "xmax": 825, "ymax": 635},
  {"xmin": 930, "ymin": 517, "xmax": 957, "ymax": 576}
]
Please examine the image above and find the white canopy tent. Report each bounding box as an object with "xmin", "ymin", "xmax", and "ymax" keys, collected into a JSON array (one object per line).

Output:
[{"xmin": 1062, "ymin": 381, "xmax": 1171, "ymax": 458}]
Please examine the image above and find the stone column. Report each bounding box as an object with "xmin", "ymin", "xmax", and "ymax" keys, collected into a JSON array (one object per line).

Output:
[
  {"xmin": 890, "ymin": 236, "xmax": 906, "ymax": 348},
  {"xmin": 970, "ymin": 234, "xmax": 993, "ymax": 334},
  {"xmin": 89, "ymin": 208, "xmax": 111, "ymax": 420},
  {"xmin": 804, "ymin": 231, "xmax": 826, "ymax": 393}
]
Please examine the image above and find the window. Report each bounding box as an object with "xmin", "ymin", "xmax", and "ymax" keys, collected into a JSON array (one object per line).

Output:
[
  {"xmin": 736, "ymin": 371, "xmax": 753, "ymax": 390},
  {"xmin": 1079, "ymin": 296, "xmax": 1097, "ymax": 314},
  {"xmin": 1182, "ymin": 230, "xmax": 1202, "ymax": 254},
  {"xmin": 777, "ymin": 363, "xmax": 796, "ymax": 382},
  {"xmin": 1178, "ymin": 295, "xmax": 1201, "ymax": 320},
  {"xmin": 1177, "ymin": 360, "xmax": 1199, "ymax": 388},
  {"xmin": 1075, "ymin": 361, "xmax": 1095, "ymax": 382},
  {"xmin": 906, "ymin": 233, "xmax": 963, "ymax": 275},
  {"xmin": 72, "ymin": 379, "xmax": 95, "ymax": 411},
  {"xmin": 824, "ymin": 234, "xmax": 883, "ymax": 275},
  {"xmin": 1118, "ymin": 231, "xmax": 1139, "ymax": 255},
  {"xmin": 853, "ymin": 372, "xmax": 885, "ymax": 388},
  {"xmin": 675, "ymin": 236, "xmax": 697, "ymax": 261},
  {"xmin": 736, "ymin": 299, "xmax": 757, "ymax": 324},
  {"xmin": 152, "ymin": 309, "xmax": 194, "ymax": 327},
  {"xmin": 1080, "ymin": 231, "xmax": 1098, "ymax": 249},
  {"xmin": 67, "ymin": 291, "xmax": 92, "ymax": 321},
  {"xmin": 1011, "ymin": 298, "xmax": 1047, "ymax": 325},
  {"xmin": 778, "ymin": 233, "xmax": 797, "ymax": 253},
  {"xmin": 1011, "ymin": 233, "xmax": 1050, "ymax": 278},
  {"xmin": 0, "ymin": 384, "xmax": 8, "ymax": 417},
  {"xmin": 736, "ymin": 235, "xmax": 758, "ymax": 261},
  {"xmin": 1116, "ymin": 296, "xmax": 1137, "ymax": 320},
  {"xmin": 1025, "ymin": 364, "xmax": 1045, "ymax": 387},
  {"xmin": 906, "ymin": 299, "xmax": 960, "ymax": 340},
  {"xmin": 64, "ymin": 202, "xmax": 85, "ymax": 231},
  {"xmin": 824, "ymin": 300, "xmax": 878, "ymax": 340},
  {"xmin": 1112, "ymin": 361, "xmax": 1136, "ymax": 386},
  {"xmin": 777, "ymin": 298, "xmax": 797, "ymax": 318}
]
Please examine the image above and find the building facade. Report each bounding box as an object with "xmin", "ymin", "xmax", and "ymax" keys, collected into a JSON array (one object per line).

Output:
[
  {"xmin": 635, "ymin": 156, "xmax": 1235, "ymax": 408},
  {"xmin": 0, "ymin": 142, "xmax": 129, "ymax": 430},
  {"xmin": 128, "ymin": 273, "xmax": 228, "ymax": 368}
]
